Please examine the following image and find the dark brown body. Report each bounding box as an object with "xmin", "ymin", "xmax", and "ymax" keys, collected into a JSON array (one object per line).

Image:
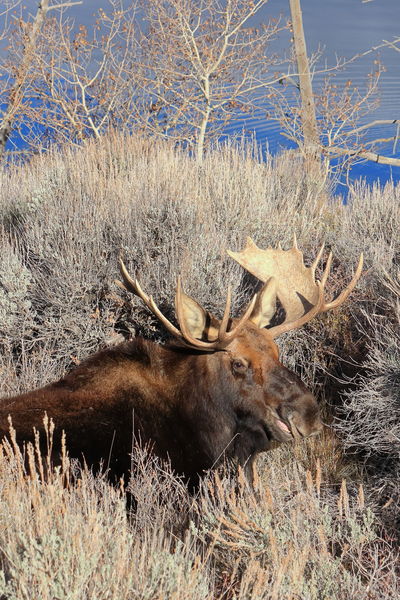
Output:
[{"xmin": 0, "ymin": 322, "xmax": 322, "ymax": 487}]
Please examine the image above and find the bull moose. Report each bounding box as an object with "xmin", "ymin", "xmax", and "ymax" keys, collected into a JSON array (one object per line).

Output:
[{"xmin": 0, "ymin": 237, "xmax": 363, "ymax": 487}]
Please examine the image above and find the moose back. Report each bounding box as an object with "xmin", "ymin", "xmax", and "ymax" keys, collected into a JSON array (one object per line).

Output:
[{"xmin": 0, "ymin": 238, "xmax": 362, "ymax": 486}]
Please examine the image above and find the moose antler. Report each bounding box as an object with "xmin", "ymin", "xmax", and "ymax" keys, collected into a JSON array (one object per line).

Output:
[
  {"xmin": 118, "ymin": 257, "xmax": 258, "ymax": 350},
  {"xmin": 227, "ymin": 235, "xmax": 363, "ymax": 337}
]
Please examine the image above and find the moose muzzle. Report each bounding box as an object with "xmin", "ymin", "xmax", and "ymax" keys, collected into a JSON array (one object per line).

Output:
[{"xmin": 266, "ymin": 366, "xmax": 323, "ymax": 442}]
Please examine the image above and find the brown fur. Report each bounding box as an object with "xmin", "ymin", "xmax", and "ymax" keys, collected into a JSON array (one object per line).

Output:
[{"xmin": 0, "ymin": 323, "xmax": 322, "ymax": 487}]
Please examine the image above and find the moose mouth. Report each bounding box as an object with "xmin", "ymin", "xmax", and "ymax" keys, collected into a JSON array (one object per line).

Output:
[
  {"xmin": 275, "ymin": 413, "xmax": 321, "ymax": 440},
  {"xmin": 263, "ymin": 409, "xmax": 313, "ymax": 442},
  {"xmin": 276, "ymin": 418, "xmax": 291, "ymax": 435},
  {"xmin": 263, "ymin": 414, "xmax": 294, "ymax": 441},
  {"xmin": 274, "ymin": 417, "xmax": 296, "ymax": 441},
  {"xmin": 269, "ymin": 408, "xmax": 311, "ymax": 441}
]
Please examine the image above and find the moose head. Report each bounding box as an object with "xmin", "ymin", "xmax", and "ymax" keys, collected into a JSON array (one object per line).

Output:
[{"xmin": 116, "ymin": 236, "xmax": 362, "ymax": 482}]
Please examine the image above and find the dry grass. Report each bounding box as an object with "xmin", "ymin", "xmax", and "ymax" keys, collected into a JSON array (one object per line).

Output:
[
  {"xmin": 0, "ymin": 428, "xmax": 213, "ymax": 600},
  {"xmin": 0, "ymin": 427, "xmax": 397, "ymax": 600},
  {"xmin": 0, "ymin": 132, "xmax": 399, "ymax": 598}
]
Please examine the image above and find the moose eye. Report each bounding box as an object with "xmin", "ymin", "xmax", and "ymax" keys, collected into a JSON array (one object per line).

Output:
[{"xmin": 231, "ymin": 358, "xmax": 248, "ymax": 374}]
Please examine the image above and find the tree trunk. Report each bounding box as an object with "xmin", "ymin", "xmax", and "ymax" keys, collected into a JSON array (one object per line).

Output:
[
  {"xmin": 196, "ymin": 74, "xmax": 212, "ymax": 162},
  {"xmin": 289, "ymin": 0, "xmax": 319, "ymax": 155},
  {"xmin": 289, "ymin": 0, "xmax": 328, "ymax": 212},
  {"xmin": 196, "ymin": 106, "xmax": 211, "ymax": 162}
]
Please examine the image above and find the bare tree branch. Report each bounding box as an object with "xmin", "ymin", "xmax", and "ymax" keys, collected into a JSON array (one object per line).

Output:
[
  {"xmin": 340, "ymin": 119, "xmax": 400, "ymax": 138},
  {"xmin": 325, "ymin": 145, "xmax": 400, "ymax": 167},
  {"xmin": 48, "ymin": 2, "xmax": 82, "ymax": 10},
  {"xmin": 273, "ymin": 0, "xmax": 397, "ymax": 189},
  {"xmin": 18, "ymin": 0, "xmax": 140, "ymax": 150}
]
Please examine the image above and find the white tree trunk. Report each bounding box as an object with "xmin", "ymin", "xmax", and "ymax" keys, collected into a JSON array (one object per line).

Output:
[
  {"xmin": 289, "ymin": 0, "xmax": 320, "ymax": 153},
  {"xmin": 289, "ymin": 0, "xmax": 327, "ymax": 212}
]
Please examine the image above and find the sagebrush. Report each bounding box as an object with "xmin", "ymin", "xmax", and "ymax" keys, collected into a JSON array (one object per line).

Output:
[{"xmin": 0, "ymin": 133, "xmax": 399, "ymax": 598}]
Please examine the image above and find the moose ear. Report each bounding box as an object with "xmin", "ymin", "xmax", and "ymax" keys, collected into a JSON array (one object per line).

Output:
[
  {"xmin": 250, "ymin": 277, "xmax": 277, "ymax": 329},
  {"xmin": 178, "ymin": 292, "xmax": 214, "ymax": 340}
]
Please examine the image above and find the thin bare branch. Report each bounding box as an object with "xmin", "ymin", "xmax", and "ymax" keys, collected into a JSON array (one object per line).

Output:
[
  {"xmin": 325, "ymin": 145, "xmax": 400, "ymax": 167},
  {"xmin": 47, "ymin": 1, "xmax": 82, "ymax": 10},
  {"xmin": 341, "ymin": 119, "xmax": 400, "ymax": 138}
]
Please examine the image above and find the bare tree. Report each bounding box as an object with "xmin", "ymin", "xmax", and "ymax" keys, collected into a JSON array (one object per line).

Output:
[
  {"xmin": 132, "ymin": 0, "xmax": 287, "ymax": 161},
  {"xmin": 283, "ymin": 0, "xmax": 399, "ymax": 180},
  {"xmin": 285, "ymin": 0, "xmax": 329, "ymax": 207},
  {"xmin": 2, "ymin": 0, "xmax": 396, "ymax": 177},
  {"xmin": 325, "ymin": 31, "xmax": 400, "ymax": 168},
  {"xmin": 27, "ymin": 0, "xmax": 142, "ymax": 150},
  {"xmin": 0, "ymin": 0, "xmax": 141, "ymax": 154}
]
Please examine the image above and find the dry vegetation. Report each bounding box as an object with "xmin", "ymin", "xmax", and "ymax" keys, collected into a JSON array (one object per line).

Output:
[{"xmin": 0, "ymin": 133, "xmax": 399, "ymax": 598}]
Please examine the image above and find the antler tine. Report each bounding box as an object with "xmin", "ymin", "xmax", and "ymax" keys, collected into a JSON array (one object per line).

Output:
[
  {"xmin": 293, "ymin": 232, "xmax": 298, "ymax": 249},
  {"xmin": 119, "ymin": 258, "xmax": 156, "ymax": 311},
  {"xmin": 175, "ymin": 277, "xmax": 221, "ymax": 350},
  {"xmin": 320, "ymin": 250, "xmax": 333, "ymax": 289},
  {"xmin": 322, "ymin": 253, "xmax": 364, "ymax": 312},
  {"xmin": 120, "ymin": 257, "xmax": 248, "ymax": 351},
  {"xmin": 269, "ymin": 283, "xmax": 324, "ymax": 338},
  {"xmin": 147, "ymin": 296, "xmax": 184, "ymax": 339},
  {"xmin": 219, "ymin": 286, "xmax": 232, "ymax": 338},
  {"xmin": 219, "ymin": 293, "xmax": 258, "ymax": 343},
  {"xmin": 310, "ymin": 242, "xmax": 325, "ymax": 278},
  {"xmin": 175, "ymin": 279, "xmax": 255, "ymax": 349},
  {"xmin": 119, "ymin": 257, "xmax": 183, "ymax": 339},
  {"xmin": 227, "ymin": 237, "xmax": 364, "ymax": 338},
  {"xmin": 118, "ymin": 257, "xmax": 145, "ymax": 298}
]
